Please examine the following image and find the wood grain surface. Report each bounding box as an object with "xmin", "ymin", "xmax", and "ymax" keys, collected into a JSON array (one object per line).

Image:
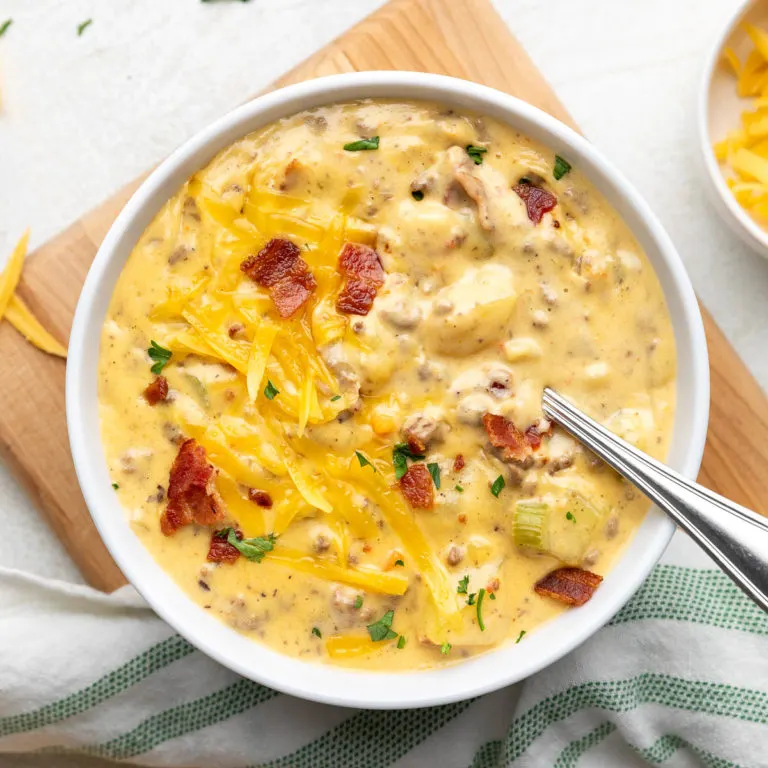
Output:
[{"xmin": 2, "ymin": 0, "xmax": 766, "ymax": 592}]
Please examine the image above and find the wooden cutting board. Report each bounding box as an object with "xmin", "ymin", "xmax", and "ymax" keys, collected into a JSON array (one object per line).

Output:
[{"xmin": 3, "ymin": 0, "xmax": 767, "ymax": 592}]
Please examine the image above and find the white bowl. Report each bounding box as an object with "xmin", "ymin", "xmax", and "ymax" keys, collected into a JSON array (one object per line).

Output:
[
  {"xmin": 699, "ymin": 0, "xmax": 768, "ymax": 257},
  {"xmin": 66, "ymin": 71, "xmax": 710, "ymax": 709}
]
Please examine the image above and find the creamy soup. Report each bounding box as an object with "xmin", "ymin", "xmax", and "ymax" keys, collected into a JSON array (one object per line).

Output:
[{"xmin": 98, "ymin": 100, "xmax": 676, "ymax": 669}]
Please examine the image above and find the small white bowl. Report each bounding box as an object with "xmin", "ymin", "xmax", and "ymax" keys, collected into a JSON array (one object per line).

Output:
[
  {"xmin": 67, "ymin": 72, "xmax": 710, "ymax": 709},
  {"xmin": 699, "ymin": 0, "xmax": 768, "ymax": 256}
]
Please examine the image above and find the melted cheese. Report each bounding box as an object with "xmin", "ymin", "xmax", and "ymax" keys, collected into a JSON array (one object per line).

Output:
[{"xmin": 98, "ymin": 100, "xmax": 676, "ymax": 671}]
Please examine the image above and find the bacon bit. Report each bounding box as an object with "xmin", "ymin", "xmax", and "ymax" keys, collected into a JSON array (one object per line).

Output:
[
  {"xmin": 399, "ymin": 463, "xmax": 434, "ymax": 509},
  {"xmin": 336, "ymin": 243, "xmax": 385, "ymax": 316},
  {"xmin": 362, "ymin": 542, "xmax": 372, "ymax": 553},
  {"xmin": 228, "ymin": 323, "xmax": 245, "ymax": 339},
  {"xmin": 486, "ymin": 578, "xmax": 500, "ymax": 594},
  {"xmin": 534, "ymin": 567, "xmax": 603, "ymax": 606},
  {"xmin": 160, "ymin": 439, "xmax": 226, "ymax": 536},
  {"xmin": 143, "ymin": 376, "xmax": 169, "ymax": 405},
  {"xmin": 513, "ymin": 183, "xmax": 557, "ymax": 224},
  {"xmin": 248, "ymin": 489, "xmax": 273, "ymax": 508},
  {"xmin": 482, "ymin": 413, "xmax": 532, "ymax": 462},
  {"xmin": 383, "ymin": 549, "xmax": 405, "ymax": 570},
  {"xmin": 457, "ymin": 513, "xmax": 467, "ymax": 524},
  {"xmin": 207, "ymin": 528, "xmax": 243, "ymax": 564},
  {"xmin": 241, "ymin": 238, "xmax": 316, "ymax": 318},
  {"xmin": 453, "ymin": 454, "xmax": 465, "ymax": 472}
]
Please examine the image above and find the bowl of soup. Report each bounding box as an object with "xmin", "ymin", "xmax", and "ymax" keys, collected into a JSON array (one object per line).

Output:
[{"xmin": 66, "ymin": 72, "xmax": 709, "ymax": 708}]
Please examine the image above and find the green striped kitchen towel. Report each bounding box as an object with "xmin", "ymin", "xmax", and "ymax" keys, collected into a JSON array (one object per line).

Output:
[{"xmin": 1, "ymin": 532, "xmax": 766, "ymax": 768}]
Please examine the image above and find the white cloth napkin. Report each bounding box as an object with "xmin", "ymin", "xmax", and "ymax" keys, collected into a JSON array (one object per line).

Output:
[{"xmin": 1, "ymin": 532, "xmax": 766, "ymax": 768}]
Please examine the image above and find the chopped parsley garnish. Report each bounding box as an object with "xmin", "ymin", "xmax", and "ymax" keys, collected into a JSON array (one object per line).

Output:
[
  {"xmin": 476, "ymin": 588, "xmax": 487, "ymax": 631},
  {"xmin": 466, "ymin": 144, "xmax": 488, "ymax": 165},
  {"xmin": 553, "ymin": 154, "xmax": 572, "ymax": 180},
  {"xmin": 397, "ymin": 635, "xmax": 406, "ymax": 649},
  {"xmin": 111, "ymin": 483, "xmax": 119, "ymax": 490},
  {"xmin": 225, "ymin": 529, "xmax": 276, "ymax": 563},
  {"xmin": 354, "ymin": 595, "xmax": 363, "ymax": 610},
  {"xmin": 355, "ymin": 451, "xmax": 376, "ymax": 472},
  {"xmin": 367, "ymin": 609, "xmax": 397, "ymax": 642},
  {"xmin": 515, "ymin": 630, "xmax": 527, "ymax": 644},
  {"xmin": 394, "ymin": 559, "xmax": 405, "ymax": 567},
  {"xmin": 457, "ymin": 575, "xmax": 469, "ymax": 595},
  {"xmin": 489, "ymin": 592, "xmax": 497, "ymax": 601},
  {"xmin": 312, "ymin": 626, "xmax": 322, "ymax": 638},
  {"xmin": 0, "ymin": 19, "xmax": 12, "ymax": 37},
  {"xmin": 392, "ymin": 442, "xmax": 425, "ymax": 480},
  {"xmin": 440, "ymin": 642, "xmax": 452, "ymax": 655},
  {"xmin": 566, "ymin": 511, "xmax": 577, "ymax": 523},
  {"xmin": 263, "ymin": 380, "xmax": 279, "ymax": 400},
  {"xmin": 344, "ymin": 136, "xmax": 379, "ymax": 151},
  {"xmin": 411, "ymin": 190, "xmax": 424, "ymax": 201},
  {"xmin": 490, "ymin": 475, "xmax": 505, "ymax": 498},
  {"xmin": 455, "ymin": 484, "xmax": 464, "ymax": 493},
  {"xmin": 330, "ymin": 395, "xmax": 342, "ymax": 402},
  {"xmin": 147, "ymin": 340, "xmax": 172, "ymax": 374},
  {"xmin": 467, "ymin": 593, "xmax": 477, "ymax": 606},
  {"xmin": 77, "ymin": 19, "xmax": 92, "ymax": 36},
  {"xmin": 427, "ymin": 462, "xmax": 441, "ymax": 489}
]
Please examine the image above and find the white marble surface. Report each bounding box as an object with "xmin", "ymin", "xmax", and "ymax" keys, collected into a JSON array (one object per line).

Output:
[{"xmin": 0, "ymin": 0, "xmax": 765, "ymax": 583}]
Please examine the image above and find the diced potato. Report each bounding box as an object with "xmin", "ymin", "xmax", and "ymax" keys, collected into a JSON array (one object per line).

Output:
[
  {"xmin": 604, "ymin": 404, "xmax": 655, "ymax": 451},
  {"xmin": 503, "ymin": 337, "xmax": 542, "ymax": 362},
  {"xmin": 425, "ymin": 264, "xmax": 517, "ymax": 356}
]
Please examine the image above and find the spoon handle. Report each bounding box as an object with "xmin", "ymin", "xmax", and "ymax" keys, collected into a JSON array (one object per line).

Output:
[{"xmin": 542, "ymin": 388, "xmax": 768, "ymax": 613}]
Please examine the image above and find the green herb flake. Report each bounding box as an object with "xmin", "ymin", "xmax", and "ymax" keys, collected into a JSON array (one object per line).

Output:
[
  {"xmin": 455, "ymin": 484, "xmax": 464, "ymax": 493},
  {"xmin": 466, "ymin": 144, "xmax": 488, "ymax": 165},
  {"xmin": 330, "ymin": 395, "xmax": 342, "ymax": 402},
  {"xmin": 427, "ymin": 462, "xmax": 441, "ymax": 490},
  {"xmin": 490, "ymin": 475, "xmax": 505, "ymax": 498},
  {"xmin": 440, "ymin": 642, "xmax": 452, "ymax": 655},
  {"xmin": 355, "ymin": 451, "xmax": 376, "ymax": 472},
  {"xmin": 367, "ymin": 609, "xmax": 398, "ymax": 642},
  {"xmin": 553, "ymin": 155, "xmax": 572, "ymax": 180},
  {"xmin": 263, "ymin": 380, "xmax": 279, "ymax": 400},
  {"xmin": 111, "ymin": 483, "xmax": 119, "ymax": 490},
  {"xmin": 392, "ymin": 442, "xmax": 425, "ymax": 480},
  {"xmin": 457, "ymin": 575, "xmax": 469, "ymax": 595},
  {"xmin": 77, "ymin": 19, "xmax": 92, "ymax": 36},
  {"xmin": 344, "ymin": 136, "xmax": 379, "ymax": 151},
  {"xmin": 147, "ymin": 340, "xmax": 172, "ymax": 375},
  {"xmin": 467, "ymin": 593, "xmax": 476, "ymax": 606},
  {"xmin": 226, "ymin": 529, "xmax": 276, "ymax": 563},
  {"xmin": 397, "ymin": 635, "xmax": 406, "ymax": 649},
  {"xmin": 489, "ymin": 592, "xmax": 497, "ymax": 601},
  {"xmin": 411, "ymin": 190, "xmax": 424, "ymax": 201},
  {"xmin": 515, "ymin": 629, "xmax": 527, "ymax": 644},
  {"xmin": 312, "ymin": 626, "xmax": 322, "ymax": 638},
  {"xmin": 354, "ymin": 595, "xmax": 363, "ymax": 610},
  {"xmin": 0, "ymin": 19, "xmax": 12, "ymax": 37},
  {"xmin": 476, "ymin": 588, "xmax": 487, "ymax": 631},
  {"xmin": 394, "ymin": 559, "xmax": 405, "ymax": 567},
  {"xmin": 566, "ymin": 511, "xmax": 577, "ymax": 523}
]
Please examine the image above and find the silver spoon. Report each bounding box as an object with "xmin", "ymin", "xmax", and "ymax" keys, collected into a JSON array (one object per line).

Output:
[{"xmin": 542, "ymin": 387, "xmax": 768, "ymax": 613}]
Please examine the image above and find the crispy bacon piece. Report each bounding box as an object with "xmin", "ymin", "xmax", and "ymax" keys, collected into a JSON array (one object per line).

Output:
[
  {"xmin": 453, "ymin": 454, "xmax": 465, "ymax": 472},
  {"xmin": 482, "ymin": 413, "xmax": 532, "ymax": 462},
  {"xmin": 160, "ymin": 439, "xmax": 226, "ymax": 536},
  {"xmin": 513, "ymin": 182, "xmax": 557, "ymax": 224},
  {"xmin": 241, "ymin": 238, "xmax": 316, "ymax": 318},
  {"xmin": 534, "ymin": 567, "xmax": 603, "ymax": 606},
  {"xmin": 335, "ymin": 243, "xmax": 385, "ymax": 316},
  {"xmin": 524, "ymin": 421, "xmax": 552, "ymax": 451},
  {"xmin": 248, "ymin": 489, "xmax": 273, "ymax": 508},
  {"xmin": 399, "ymin": 463, "xmax": 434, "ymax": 509},
  {"xmin": 406, "ymin": 434, "xmax": 426, "ymax": 455},
  {"xmin": 207, "ymin": 528, "xmax": 243, "ymax": 564},
  {"xmin": 143, "ymin": 376, "xmax": 169, "ymax": 406}
]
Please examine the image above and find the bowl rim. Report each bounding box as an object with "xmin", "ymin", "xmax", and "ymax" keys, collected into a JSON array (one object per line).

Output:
[
  {"xmin": 698, "ymin": 0, "xmax": 768, "ymax": 256},
  {"xmin": 66, "ymin": 70, "xmax": 710, "ymax": 709}
]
